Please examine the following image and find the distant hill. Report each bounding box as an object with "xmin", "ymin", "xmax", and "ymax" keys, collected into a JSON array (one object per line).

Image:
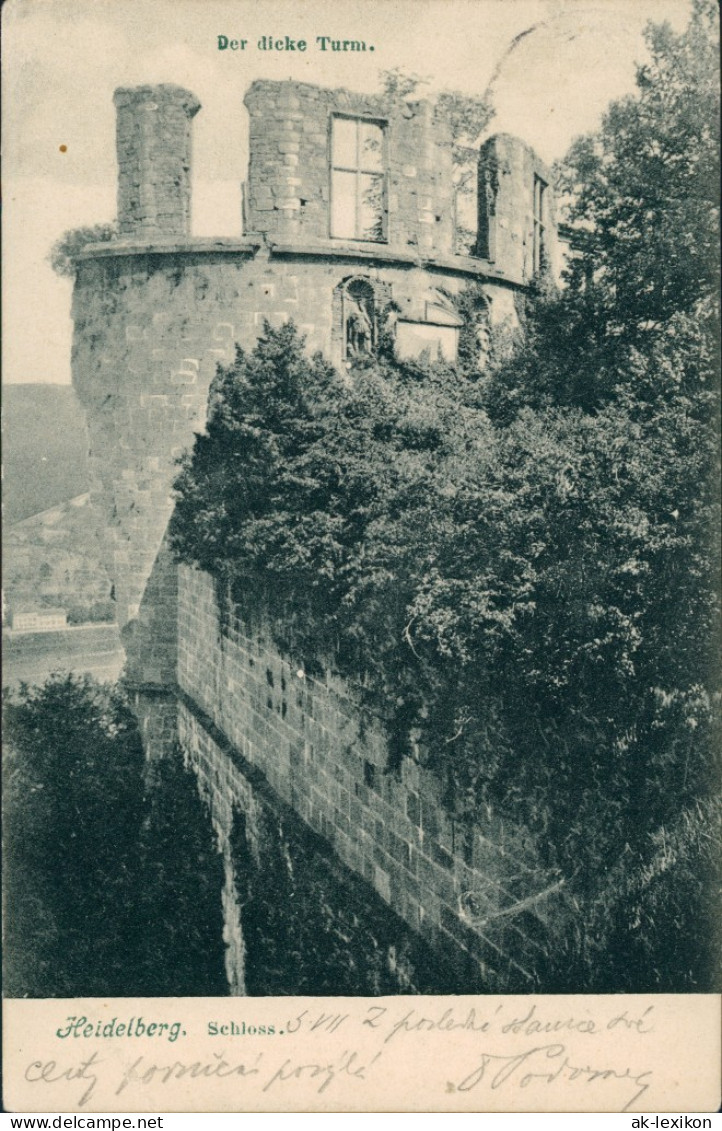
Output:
[
  {"xmin": 2, "ymin": 385, "xmax": 89, "ymax": 524},
  {"xmin": 5, "ymin": 493, "xmax": 113, "ymax": 626}
]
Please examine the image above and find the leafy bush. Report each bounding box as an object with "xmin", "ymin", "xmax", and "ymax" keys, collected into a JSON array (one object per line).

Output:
[{"xmin": 49, "ymin": 223, "xmax": 117, "ymax": 278}]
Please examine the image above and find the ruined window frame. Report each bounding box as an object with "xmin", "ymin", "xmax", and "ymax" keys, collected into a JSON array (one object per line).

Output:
[
  {"xmin": 329, "ymin": 114, "xmax": 388, "ymax": 243},
  {"xmin": 395, "ymin": 298, "xmax": 464, "ymax": 365},
  {"xmin": 533, "ymin": 173, "xmax": 547, "ymax": 276}
]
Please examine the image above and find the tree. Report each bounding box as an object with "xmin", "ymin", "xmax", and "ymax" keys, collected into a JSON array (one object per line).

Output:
[
  {"xmin": 484, "ymin": 0, "xmax": 720, "ymax": 416},
  {"xmin": 559, "ymin": 0, "xmax": 720, "ymax": 332},
  {"xmin": 3, "ymin": 675, "xmax": 146, "ymax": 995},
  {"xmin": 49, "ymin": 223, "xmax": 117, "ymax": 278},
  {"xmin": 475, "ymin": 0, "xmax": 721, "ymax": 988}
]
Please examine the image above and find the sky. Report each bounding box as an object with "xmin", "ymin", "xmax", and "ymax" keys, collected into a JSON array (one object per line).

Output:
[{"xmin": 2, "ymin": 0, "xmax": 691, "ymax": 385}]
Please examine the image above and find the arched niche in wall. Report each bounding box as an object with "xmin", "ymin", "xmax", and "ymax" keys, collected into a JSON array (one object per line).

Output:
[
  {"xmin": 344, "ymin": 278, "xmax": 376, "ymax": 358},
  {"xmin": 332, "ymin": 275, "xmax": 390, "ymax": 365}
]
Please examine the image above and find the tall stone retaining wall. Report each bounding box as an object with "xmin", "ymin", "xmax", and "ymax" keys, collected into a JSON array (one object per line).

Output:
[
  {"xmin": 177, "ymin": 564, "xmax": 568, "ymax": 993},
  {"xmin": 179, "ymin": 701, "xmax": 458, "ymax": 995}
]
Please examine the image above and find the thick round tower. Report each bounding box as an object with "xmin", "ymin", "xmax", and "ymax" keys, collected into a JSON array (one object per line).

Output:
[{"xmin": 73, "ymin": 79, "xmax": 553, "ymax": 727}]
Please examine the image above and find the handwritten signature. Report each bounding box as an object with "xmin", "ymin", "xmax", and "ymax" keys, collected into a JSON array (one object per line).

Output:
[{"xmin": 450, "ymin": 1042, "xmax": 653, "ymax": 1111}]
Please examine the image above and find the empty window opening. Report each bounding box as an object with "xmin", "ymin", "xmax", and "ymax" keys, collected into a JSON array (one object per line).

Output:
[
  {"xmin": 330, "ymin": 116, "xmax": 386, "ymax": 242},
  {"xmin": 533, "ymin": 174, "xmax": 547, "ymax": 275}
]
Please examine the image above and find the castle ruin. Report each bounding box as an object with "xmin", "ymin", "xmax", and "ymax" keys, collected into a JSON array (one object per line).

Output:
[{"xmin": 71, "ymin": 80, "xmax": 564, "ymax": 993}]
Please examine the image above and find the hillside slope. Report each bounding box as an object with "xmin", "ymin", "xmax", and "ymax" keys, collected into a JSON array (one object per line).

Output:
[{"xmin": 2, "ymin": 385, "xmax": 89, "ymax": 524}]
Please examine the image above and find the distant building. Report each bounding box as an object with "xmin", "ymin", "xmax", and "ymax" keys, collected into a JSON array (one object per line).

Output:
[{"xmin": 10, "ymin": 608, "xmax": 68, "ymax": 633}]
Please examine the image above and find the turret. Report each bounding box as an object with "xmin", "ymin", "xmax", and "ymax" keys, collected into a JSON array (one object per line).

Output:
[
  {"xmin": 114, "ymin": 84, "xmax": 201, "ymax": 239},
  {"xmin": 476, "ymin": 134, "xmax": 557, "ymax": 284}
]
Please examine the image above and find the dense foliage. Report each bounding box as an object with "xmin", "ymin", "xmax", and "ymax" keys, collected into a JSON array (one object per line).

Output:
[
  {"xmin": 3, "ymin": 675, "xmax": 226, "ymax": 997},
  {"xmin": 171, "ymin": 2, "xmax": 720, "ymax": 990}
]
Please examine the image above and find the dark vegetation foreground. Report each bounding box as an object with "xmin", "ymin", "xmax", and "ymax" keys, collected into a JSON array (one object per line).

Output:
[{"xmin": 3, "ymin": 1, "xmax": 720, "ymax": 996}]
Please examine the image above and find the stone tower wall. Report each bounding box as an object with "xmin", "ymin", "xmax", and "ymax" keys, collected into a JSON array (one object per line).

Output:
[
  {"xmin": 114, "ymin": 85, "xmax": 200, "ymax": 239},
  {"xmin": 477, "ymin": 133, "xmax": 557, "ymax": 283},
  {"xmin": 243, "ymin": 80, "xmax": 455, "ymax": 254}
]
